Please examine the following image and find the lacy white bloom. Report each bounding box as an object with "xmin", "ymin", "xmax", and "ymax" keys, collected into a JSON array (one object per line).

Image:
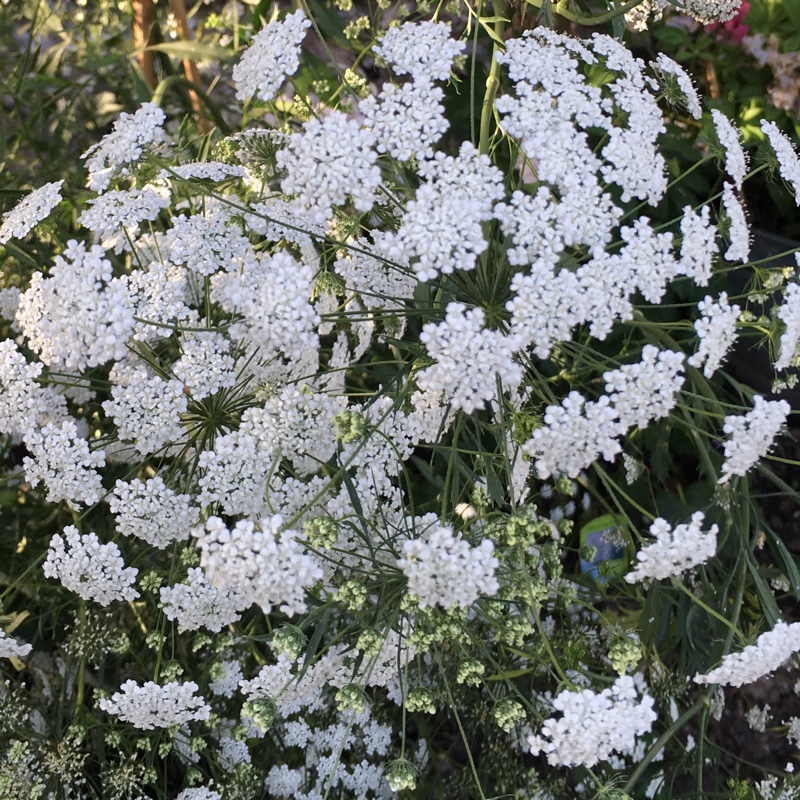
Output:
[
  {"xmin": 165, "ymin": 212, "xmax": 253, "ymax": 276},
  {"xmin": 718, "ymin": 396, "xmax": 791, "ymax": 483},
  {"xmin": 682, "ymin": 0, "xmax": 744, "ymax": 23},
  {"xmin": 762, "ymin": 121, "xmax": 800, "ymax": 204},
  {"xmin": 397, "ymin": 525, "xmax": 499, "ymax": 609},
  {"xmin": 175, "ymin": 789, "xmax": 221, "ymax": 800},
  {"xmin": 123, "ymin": 261, "xmax": 193, "ymax": 342},
  {"xmin": 0, "ymin": 181, "xmax": 63, "ymax": 244},
  {"xmin": 359, "ymin": 79, "xmax": 448, "ymax": 162},
  {"xmin": 654, "ymin": 54, "xmax": 702, "ymax": 119},
  {"xmin": 277, "ymin": 111, "xmax": 380, "ymax": 225},
  {"xmin": 687, "ymin": 292, "xmax": 740, "ymax": 377},
  {"xmin": 604, "ymin": 345, "xmax": 685, "ymax": 429},
  {"xmin": 82, "ymin": 102, "xmax": 167, "ymax": 193},
  {"xmin": 78, "ymin": 187, "xmax": 170, "ymax": 253},
  {"xmin": 109, "ymin": 477, "xmax": 198, "ymax": 548},
  {"xmin": 678, "ymin": 205, "xmax": 717, "ymax": 286},
  {"xmin": 523, "ymin": 392, "xmax": 623, "ymax": 479},
  {"xmin": 721, "ymin": 183, "xmax": 750, "ymax": 262},
  {"xmin": 23, "ymin": 420, "xmax": 105, "ymax": 507},
  {"xmin": 232, "ymin": 10, "xmax": 310, "ymax": 102},
  {"xmin": 417, "ymin": 303, "xmax": 522, "ymax": 414},
  {"xmin": 194, "ymin": 516, "xmax": 324, "ymax": 616},
  {"xmin": 775, "ymin": 282, "xmax": 800, "ymax": 371},
  {"xmin": 173, "ymin": 331, "xmax": 237, "ymax": 399},
  {"xmin": 0, "ymin": 629, "xmax": 32, "ymax": 659},
  {"xmin": 626, "ymin": 512, "xmax": 718, "ymax": 582},
  {"xmin": 160, "ymin": 568, "xmax": 245, "ymax": 631},
  {"xmin": 373, "ymin": 21, "xmax": 465, "ymax": 81},
  {"xmin": 694, "ymin": 621, "xmax": 800, "ymax": 686},
  {"xmin": 102, "ymin": 365, "xmax": 188, "ymax": 456},
  {"xmin": 16, "ymin": 239, "xmax": 134, "ymax": 372},
  {"xmin": 712, "ymin": 110, "xmax": 748, "ymax": 190},
  {"xmin": 381, "ymin": 142, "xmax": 503, "ymax": 282},
  {"xmin": 99, "ymin": 680, "xmax": 211, "ymax": 729},
  {"xmin": 159, "ymin": 161, "xmax": 247, "ymax": 182},
  {"xmin": 43, "ymin": 526, "xmax": 139, "ymax": 605},
  {"xmin": 528, "ymin": 675, "xmax": 657, "ymax": 767}
]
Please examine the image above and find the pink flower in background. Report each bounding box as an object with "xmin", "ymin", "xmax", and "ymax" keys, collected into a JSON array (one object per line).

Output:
[{"xmin": 705, "ymin": 2, "xmax": 750, "ymax": 44}]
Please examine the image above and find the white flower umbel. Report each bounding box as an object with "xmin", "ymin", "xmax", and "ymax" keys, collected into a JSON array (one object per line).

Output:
[
  {"xmin": 678, "ymin": 205, "xmax": 718, "ymax": 286},
  {"xmin": 0, "ymin": 180, "xmax": 63, "ymax": 244},
  {"xmin": 373, "ymin": 21, "xmax": 465, "ymax": 82},
  {"xmin": 654, "ymin": 54, "xmax": 702, "ymax": 119},
  {"xmin": 175, "ymin": 789, "xmax": 221, "ymax": 800},
  {"xmin": 193, "ymin": 516, "xmax": 324, "ymax": 616},
  {"xmin": 99, "ymin": 680, "xmax": 211, "ymax": 729},
  {"xmin": 528, "ymin": 675, "xmax": 657, "ymax": 767},
  {"xmin": 694, "ymin": 621, "xmax": 800, "ymax": 687},
  {"xmin": 603, "ymin": 345, "xmax": 685, "ymax": 430},
  {"xmin": 523, "ymin": 392, "xmax": 623, "ymax": 479},
  {"xmin": 165, "ymin": 212, "xmax": 254, "ymax": 277},
  {"xmin": 776, "ymin": 283, "xmax": 800, "ymax": 371},
  {"xmin": 0, "ymin": 629, "xmax": 32, "ymax": 659},
  {"xmin": 712, "ymin": 110, "xmax": 748, "ymax": 190},
  {"xmin": 82, "ymin": 102, "xmax": 167, "ymax": 193},
  {"xmin": 277, "ymin": 111, "xmax": 380, "ymax": 225},
  {"xmin": 397, "ymin": 525, "xmax": 499, "ymax": 609},
  {"xmin": 762, "ymin": 121, "xmax": 800, "ymax": 205},
  {"xmin": 43, "ymin": 526, "xmax": 139, "ymax": 605},
  {"xmin": 232, "ymin": 9, "xmax": 310, "ymax": 102},
  {"xmin": 417, "ymin": 303, "xmax": 522, "ymax": 414},
  {"xmin": 682, "ymin": 0, "xmax": 745, "ymax": 23},
  {"xmin": 23, "ymin": 420, "xmax": 106, "ymax": 508},
  {"xmin": 109, "ymin": 477, "xmax": 199, "ymax": 549},
  {"xmin": 172, "ymin": 331, "xmax": 237, "ymax": 400},
  {"xmin": 718, "ymin": 395, "xmax": 791, "ymax": 483},
  {"xmin": 687, "ymin": 292, "xmax": 740, "ymax": 377},
  {"xmin": 160, "ymin": 568, "xmax": 246, "ymax": 632},
  {"xmin": 16, "ymin": 239, "xmax": 135, "ymax": 373},
  {"xmin": 626, "ymin": 512, "xmax": 718, "ymax": 582},
  {"xmin": 721, "ymin": 183, "xmax": 750, "ymax": 262}
]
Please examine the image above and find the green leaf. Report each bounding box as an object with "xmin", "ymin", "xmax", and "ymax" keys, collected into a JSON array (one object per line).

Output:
[
  {"xmin": 745, "ymin": 551, "xmax": 781, "ymax": 626},
  {"xmin": 252, "ymin": 0, "xmax": 273, "ymax": 32},
  {"xmin": 764, "ymin": 529, "xmax": 800, "ymax": 600},
  {"xmin": 142, "ymin": 41, "xmax": 234, "ymax": 62},
  {"xmin": 785, "ymin": 0, "xmax": 800, "ymax": 29}
]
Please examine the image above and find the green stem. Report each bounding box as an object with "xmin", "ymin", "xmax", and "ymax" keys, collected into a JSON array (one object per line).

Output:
[
  {"xmin": 523, "ymin": 0, "xmax": 648, "ymax": 25},
  {"xmin": 478, "ymin": 5, "xmax": 505, "ymax": 157},
  {"xmin": 672, "ymin": 578, "xmax": 745, "ymax": 645}
]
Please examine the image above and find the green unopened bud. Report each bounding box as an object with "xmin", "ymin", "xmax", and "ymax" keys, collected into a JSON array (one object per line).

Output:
[
  {"xmin": 405, "ymin": 687, "xmax": 436, "ymax": 714},
  {"xmin": 337, "ymin": 580, "xmax": 368, "ymax": 611},
  {"xmin": 493, "ymin": 697, "xmax": 526, "ymax": 732},
  {"xmin": 335, "ymin": 683, "xmax": 369, "ymax": 713},
  {"xmin": 456, "ymin": 659, "xmax": 485, "ymax": 686},
  {"xmin": 272, "ymin": 626, "xmax": 307, "ymax": 660},
  {"xmin": 385, "ymin": 758, "xmax": 417, "ymax": 791},
  {"xmin": 356, "ymin": 628, "xmax": 384, "ymax": 657},
  {"xmin": 242, "ymin": 698, "xmax": 276, "ymax": 733},
  {"xmin": 334, "ymin": 410, "xmax": 368, "ymax": 443},
  {"xmin": 608, "ymin": 632, "xmax": 641, "ymax": 675},
  {"xmin": 303, "ymin": 516, "xmax": 338, "ymax": 549}
]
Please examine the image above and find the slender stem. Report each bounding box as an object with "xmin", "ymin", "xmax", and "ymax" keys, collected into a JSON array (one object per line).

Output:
[{"xmin": 478, "ymin": 3, "xmax": 505, "ymax": 157}]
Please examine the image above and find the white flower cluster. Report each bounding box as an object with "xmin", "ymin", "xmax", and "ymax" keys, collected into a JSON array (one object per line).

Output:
[
  {"xmin": 277, "ymin": 111, "xmax": 380, "ymax": 225},
  {"xmin": 0, "ymin": 628, "xmax": 32, "ymax": 659},
  {"xmin": 718, "ymin": 396, "xmax": 791, "ymax": 483},
  {"xmin": 762, "ymin": 120, "xmax": 800, "ymax": 204},
  {"xmin": 654, "ymin": 54, "xmax": 702, "ymax": 119},
  {"xmin": 417, "ymin": 303, "xmax": 522, "ymax": 414},
  {"xmin": 626, "ymin": 512, "xmax": 718, "ymax": 582},
  {"xmin": 43, "ymin": 526, "xmax": 139, "ymax": 605},
  {"xmin": 694, "ymin": 621, "xmax": 800, "ymax": 687},
  {"xmin": 721, "ymin": 183, "xmax": 750, "ymax": 262},
  {"xmin": 603, "ymin": 345, "xmax": 686, "ymax": 430},
  {"xmin": 775, "ymin": 282, "xmax": 800, "ymax": 371},
  {"xmin": 173, "ymin": 331, "xmax": 237, "ymax": 400},
  {"xmin": 687, "ymin": 292, "xmax": 740, "ymax": 377},
  {"xmin": 712, "ymin": 110, "xmax": 749, "ymax": 190},
  {"xmin": 175, "ymin": 789, "xmax": 221, "ymax": 800},
  {"xmin": 232, "ymin": 10, "xmax": 311, "ymax": 102},
  {"xmin": 98, "ymin": 680, "xmax": 211, "ymax": 729},
  {"xmin": 678, "ymin": 205, "xmax": 718, "ymax": 286},
  {"xmin": 109, "ymin": 476, "xmax": 198, "ymax": 548},
  {"xmin": 102, "ymin": 365, "xmax": 188, "ymax": 456},
  {"xmin": 397, "ymin": 524, "xmax": 499, "ymax": 609},
  {"xmin": 23, "ymin": 420, "xmax": 105, "ymax": 507},
  {"xmin": 165, "ymin": 212, "xmax": 253, "ymax": 276},
  {"xmin": 16, "ymin": 239, "xmax": 134, "ymax": 372},
  {"xmin": 373, "ymin": 21, "xmax": 465, "ymax": 81},
  {"xmin": 193, "ymin": 516, "xmax": 324, "ymax": 616},
  {"xmin": 160, "ymin": 568, "xmax": 245, "ymax": 632},
  {"xmin": 82, "ymin": 101, "xmax": 167, "ymax": 193},
  {"xmin": 0, "ymin": 180, "xmax": 63, "ymax": 244},
  {"xmin": 528, "ymin": 675, "xmax": 657, "ymax": 767}
]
